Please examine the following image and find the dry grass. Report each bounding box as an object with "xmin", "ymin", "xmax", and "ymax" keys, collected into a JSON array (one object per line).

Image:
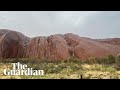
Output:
[
  {"xmin": 0, "ymin": 63, "xmax": 21, "ymax": 79},
  {"xmin": 0, "ymin": 56, "xmax": 120, "ymax": 79}
]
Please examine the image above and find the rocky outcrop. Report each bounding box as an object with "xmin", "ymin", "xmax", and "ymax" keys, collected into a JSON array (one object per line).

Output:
[
  {"xmin": 64, "ymin": 33, "xmax": 120, "ymax": 60},
  {"xmin": 0, "ymin": 29, "xmax": 30, "ymax": 59},
  {"xmin": 0, "ymin": 29, "xmax": 120, "ymax": 60},
  {"xmin": 24, "ymin": 35, "xmax": 70, "ymax": 60},
  {"xmin": 74, "ymin": 37, "xmax": 120, "ymax": 60}
]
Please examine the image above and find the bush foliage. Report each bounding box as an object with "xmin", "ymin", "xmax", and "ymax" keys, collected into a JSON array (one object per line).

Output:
[{"xmin": 0, "ymin": 55, "xmax": 120, "ymax": 79}]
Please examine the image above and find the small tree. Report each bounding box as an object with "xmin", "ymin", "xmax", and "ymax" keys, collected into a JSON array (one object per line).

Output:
[
  {"xmin": 107, "ymin": 55, "xmax": 115, "ymax": 64},
  {"xmin": 115, "ymin": 54, "xmax": 120, "ymax": 63}
]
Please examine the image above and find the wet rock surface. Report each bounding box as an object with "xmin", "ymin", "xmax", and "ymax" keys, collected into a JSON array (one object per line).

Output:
[{"xmin": 0, "ymin": 29, "xmax": 120, "ymax": 60}]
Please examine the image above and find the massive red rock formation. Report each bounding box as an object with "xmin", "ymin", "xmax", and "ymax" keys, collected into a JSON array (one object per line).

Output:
[
  {"xmin": 0, "ymin": 29, "xmax": 120, "ymax": 60},
  {"xmin": 24, "ymin": 35, "xmax": 70, "ymax": 60},
  {"xmin": 0, "ymin": 29, "xmax": 30, "ymax": 58}
]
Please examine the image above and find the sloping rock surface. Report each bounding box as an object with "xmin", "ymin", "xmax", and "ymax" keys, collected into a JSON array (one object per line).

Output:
[{"xmin": 0, "ymin": 29, "xmax": 120, "ymax": 60}]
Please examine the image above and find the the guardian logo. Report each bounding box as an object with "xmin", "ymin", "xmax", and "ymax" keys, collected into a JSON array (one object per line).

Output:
[{"xmin": 3, "ymin": 62, "xmax": 44, "ymax": 76}]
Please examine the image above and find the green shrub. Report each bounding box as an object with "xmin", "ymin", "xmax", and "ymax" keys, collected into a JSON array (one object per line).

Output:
[
  {"xmin": 99, "ymin": 57, "xmax": 108, "ymax": 64},
  {"xmin": 115, "ymin": 54, "xmax": 120, "ymax": 63},
  {"xmin": 107, "ymin": 55, "xmax": 116, "ymax": 64},
  {"xmin": 94, "ymin": 55, "xmax": 116, "ymax": 64},
  {"xmin": 84, "ymin": 55, "xmax": 117, "ymax": 64},
  {"xmin": 85, "ymin": 57, "xmax": 99, "ymax": 64},
  {"xmin": 63, "ymin": 56, "xmax": 82, "ymax": 64}
]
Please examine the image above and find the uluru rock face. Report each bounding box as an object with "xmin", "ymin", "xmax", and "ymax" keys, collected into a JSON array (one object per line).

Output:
[
  {"xmin": 0, "ymin": 29, "xmax": 120, "ymax": 60},
  {"xmin": 74, "ymin": 38, "xmax": 120, "ymax": 59},
  {"xmin": 0, "ymin": 29, "xmax": 30, "ymax": 59},
  {"xmin": 64, "ymin": 33, "xmax": 120, "ymax": 59},
  {"xmin": 24, "ymin": 35, "xmax": 70, "ymax": 60}
]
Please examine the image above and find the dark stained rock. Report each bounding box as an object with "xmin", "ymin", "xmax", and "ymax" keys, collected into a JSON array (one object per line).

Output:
[{"xmin": 0, "ymin": 29, "xmax": 30, "ymax": 59}]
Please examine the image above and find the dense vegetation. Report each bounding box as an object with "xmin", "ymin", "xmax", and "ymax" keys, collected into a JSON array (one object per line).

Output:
[{"xmin": 0, "ymin": 55, "xmax": 120, "ymax": 79}]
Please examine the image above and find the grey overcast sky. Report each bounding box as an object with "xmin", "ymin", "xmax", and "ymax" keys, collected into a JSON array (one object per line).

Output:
[{"xmin": 0, "ymin": 11, "xmax": 120, "ymax": 39}]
